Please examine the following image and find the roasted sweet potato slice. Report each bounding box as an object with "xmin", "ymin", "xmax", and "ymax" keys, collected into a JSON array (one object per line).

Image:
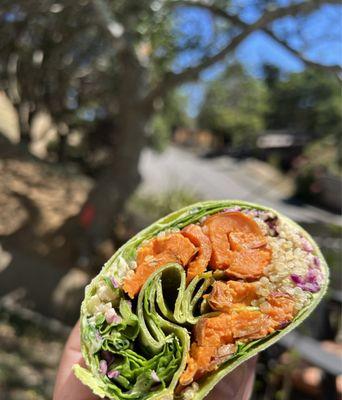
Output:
[
  {"xmin": 203, "ymin": 212, "xmax": 266, "ymax": 269},
  {"xmin": 191, "ymin": 344, "xmax": 217, "ymax": 373},
  {"xmin": 266, "ymin": 293, "xmax": 295, "ymax": 329},
  {"xmin": 181, "ymin": 294, "xmax": 288, "ymax": 386},
  {"xmin": 231, "ymin": 309, "xmax": 272, "ymax": 340},
  {"xmin": 181, "ymin": 224, "xmax": 212, "ymax": 283},
  {"xmin": 123, "ymin": 233, "xmax": 197, "ymax": 298},
  {"xmin": 226, "ymin": 249, "xmax": 271, "ymax": 280},
  {"xmin": 208, "ymin": 281, "xmax": 257, "ymax": 312},
  {"xmin": 195, "ymin": 313, "xmax": 233, "ymax": 347},
  {"xmin": 179, "ymin": 353, "xmax": 198, "ymax": 386},
  {"xmin": 152, "ymin": 233, "xmax": 197, "ymax": 265},
  {"xmin": 136, "ymin": 241, "xmax": 154, "ymax": 265},
  {"xmin": 180, "ymin": 314, "xmax": 234, "ymax": 385},
  {"xmin": 229, "ymin": 231, "xmax": 267, "ymax": 251},
  {"xmin": 123, "ymin": 251, "xmax": 179, "ymax": 299}
]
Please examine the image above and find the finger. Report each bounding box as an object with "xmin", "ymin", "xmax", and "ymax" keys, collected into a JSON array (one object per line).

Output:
[
  {"xmin": 53, "ymin": 320, "xmax": 98, "ymax": 400},
  {"xmin": 205, "ymin": 356, "xmax": 257, "ymax": 400}
]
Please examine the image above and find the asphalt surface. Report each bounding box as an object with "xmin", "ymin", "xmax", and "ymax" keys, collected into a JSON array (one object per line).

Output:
[{"xmin": 139, "ymin": 146, "xmax": 341, "ymax": 224}]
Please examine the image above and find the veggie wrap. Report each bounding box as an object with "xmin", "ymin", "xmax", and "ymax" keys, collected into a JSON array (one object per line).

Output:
[{"xmin": 74, "ymin": 200, "xmax": 329, "ymax": 400}]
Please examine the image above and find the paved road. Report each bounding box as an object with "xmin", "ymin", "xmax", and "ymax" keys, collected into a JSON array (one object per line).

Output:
[{"xmin": 139, "ymin": 146, "xmax": 341, "ymax": 224}]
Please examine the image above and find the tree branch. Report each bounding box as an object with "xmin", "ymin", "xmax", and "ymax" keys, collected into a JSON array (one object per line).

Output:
[
  {"xmin": 263, "ymin": 28, "xmax": 342, "ymax": 74},
  {"xmin": 175, "ymin": 0, "xmax": 341, "ymax": 22},
  {"xmin": 182, "ymin": 0, "xmax": 341, "ymax": 74},
  {"xmin": 144, "ymin": 0, "xmax": 340, "ymax": 104}
]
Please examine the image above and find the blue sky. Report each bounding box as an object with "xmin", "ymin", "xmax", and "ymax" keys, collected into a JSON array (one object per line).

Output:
[{"xmin": 175, "ymin": 3, "xmax": 342, "ymax": 117}]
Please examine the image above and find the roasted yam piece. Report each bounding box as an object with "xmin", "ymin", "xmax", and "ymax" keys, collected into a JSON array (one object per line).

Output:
[
  {"xmin": 181, "ymin": 224, "xmax": 212, "ymax": 283},
  {"xmin": 195, "ymin": 313, "xmax": 233, "ymax": 347},
  {"xmin": 179, "ymin": 353, "xmax": 199, "ymax": 386},
  {"xmin": 230, "ymin": 309, "xmax": 272, "ymax": 340},
  {"xmin": 181, "ymin": 304, "xmax": 278, "ymax": 385},
  {"xmin": 123, "ymin": 251, "xmax": 179, "ymax": 299},
  {"xmin": 229, "ymin": 231, "xmax": 267, "ymax": 251},
  {"xmin": 266, "ymin": 293, "xmax": 295, "ymax": 329},
  {"xmin": 123, "ymin": 234, "xmax": 197, "ymax": 298},
  {"xmin": 203, "ymin": 211, "xmax": 267, "ymax": 269},
  {"xmin": 226, "ymin": 249, "xmax": 271, "ymax": 280},
  {"xmin": 152, "ymin": 233, "xmax": 198, "ymax": 265},
  {"xmin": 180, "ymin": 314, "xmax": 234, "ymax": 385},
  {"xmin": 208, "ymin": 281, "xmax": 258, "ymax": 312}
]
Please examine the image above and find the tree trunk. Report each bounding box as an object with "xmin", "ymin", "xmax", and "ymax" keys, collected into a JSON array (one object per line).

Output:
[
  {"xmin": 57, "ymin": 135, "xmax": 67, "ymax": 162},
  {"xmin": 82, "ymin": 111, "xmax": 147, "ymax": 246},
  {"xmin": 76, "ymin": 48, "xmax": 150, "ymax": 263},
  {"xmin": 57, "ymin": 126, "xmax": 68, "ymax": 163},
  {"xmin": 17, "ymin": 103, "xmax": 34, "ymax": 147}
]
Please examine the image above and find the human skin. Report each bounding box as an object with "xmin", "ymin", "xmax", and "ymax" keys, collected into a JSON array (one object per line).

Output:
[
  {"xmin": 53, "ymin": 321, "xmax": 257, "ymax": 400},
  {"xmin": 53, "ymin": 321, "xmax": 98, "ymax": 400}
]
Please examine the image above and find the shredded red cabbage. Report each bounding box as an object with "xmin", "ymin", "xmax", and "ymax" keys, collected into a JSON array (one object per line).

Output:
[
  {"xmin": 291, "ymin": 267, "xmax": 321, "ymax": 293},
  {"xmin": 313, "ymin": 256, "xmax": 320, "ymax": 267},
  {"xmin": 301, "ymin": 237, "xmax": 314, "ymax": 253},
  {"xmin": 111, "ymin": 277, "xmax": 119, "ymax": 288},
  {"xmin": 108, "ymin": 370, "xmax": 120, "ymax": 379}
]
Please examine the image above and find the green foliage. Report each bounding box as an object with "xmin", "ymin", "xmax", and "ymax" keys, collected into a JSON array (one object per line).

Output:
[
  {"xmin": 1, "ymin": 1, "xmax": 339, "ymax": 161},
  {"xmin": 268, "ymin": 69, "xmax": 342, "ymax": 201},
  {"xmin": 148, "ymin": 114, "xmax": 171, "ymax": 152},
  {"xmin": 1, "ymin": 0, "xmax": 340, "ymax": 192},
  {"xmin": 0, "ymin": 0, "xmax": 189, "ymax": 149},
  {"xmin": 267, "ymin": 69, "xmax": 342, "ymax": 140},
  {"xmin": 126, "ymin": 189, "xmax": 200, "ymax": 223},
  {"xmin": 198, "ymin": 64, "xmax": 268, "ymax": 146},
  {"xmin": 198, "ymin": 65, "xmax": 341, "ymax": 156},
  {"xmin": 293, "ymin": 135, "xmax": 341, "ymax": 202},
  {"xmin": 148, "ymin": 92, "xmax": 190, "ymax": 152},
  {"xmin": 303, "ymin": 135, "xmax": 341, "ymax": 175}
]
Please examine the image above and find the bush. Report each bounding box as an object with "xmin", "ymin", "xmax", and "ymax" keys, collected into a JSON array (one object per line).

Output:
[{"xmin": 293, "ymin": 135, "xmax": 341, "ymax": 203}]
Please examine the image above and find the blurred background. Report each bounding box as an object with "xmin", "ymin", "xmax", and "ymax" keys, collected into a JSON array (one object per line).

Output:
[{"xmin": 0, "ymin": 0, "xmax": 341, "ymax": 399}]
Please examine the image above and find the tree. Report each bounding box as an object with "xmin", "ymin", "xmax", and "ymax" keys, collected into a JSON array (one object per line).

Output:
[
  {"xmin": 266, "ymin": 69, "xmax": 342, "ymax": 141},
  {"xmin": 148, "ymin": 91, "xmax": 191, "ymax": 152},
  {"xmin": 198, "ymin": 63, "xmax": 268, "ymax": 146},
  {"xmin": 0, "ymin": 0, "xmax": 340, "ymax": 268},
  {"xmin": 263, "ymin": 64, "xmax": 281, "ymax": 90}
]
